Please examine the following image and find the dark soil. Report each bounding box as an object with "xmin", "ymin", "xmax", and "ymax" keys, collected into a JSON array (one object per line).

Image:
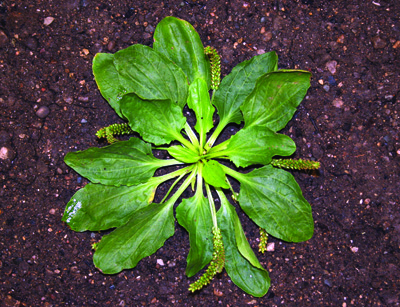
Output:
[{"xmin": 1, "ymin": 0, "xmax": 400, "ymax": 306}]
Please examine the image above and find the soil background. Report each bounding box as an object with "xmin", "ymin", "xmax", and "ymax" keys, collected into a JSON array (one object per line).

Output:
[{"xmin": 1, "ymin": 0, "xmax": 400, "ymax": 306}]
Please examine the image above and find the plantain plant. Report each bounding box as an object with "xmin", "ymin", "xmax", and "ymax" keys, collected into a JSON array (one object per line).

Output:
[{"xmin": 62, "ymin": 16, "xmax": 319, "ymax": 297}]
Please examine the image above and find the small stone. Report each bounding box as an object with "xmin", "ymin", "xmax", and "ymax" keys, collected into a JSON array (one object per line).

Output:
[
  {"xmin": 49, "ymin": 208, "xmax": 56, "ymax": 215},
  {"xmin": 260, "ymin": 26, "xmax": 266, "ymax": 34},
  {"xmin": 36, "ymin": 106, "xmax": 50, "ymax": 118},
  {"xmin": 393, "ymin": 41, "xmax": 400, "ymax": 49},
  {"xmin": 44, "ymin": 17, "xmax": 55, "ymax": 26},
  {"xmin": 64, "ymin": 96, "xmax": 73, "ymax": 104},
  {"xmin": 262, "ymin": 31, "xmax": 273, "ymax": 42},
  {"xmin": 168, "ymin": 261, "xmax": 176, "ymax": 267},
  {"xmin": 371, "ymin": 36, "xmax": 386, "ymax": 49},
  {"xmin": 81, "ymin": 119, "xmax": 87, "ymax": 124},
  {"xmin": 107, "ymin": 41, "xmax": 115, "ymax": 51},
  {"xmin": 350, "ymin": 246, "xmax": 359, "ymax": 253},
  {"xmin": 0, "ymin": 147, "xmax": 15, "ymax": 160},
  {"xmin": 336, "ymin": 34, "xmax": 345, "ymax": 44},
  {"xmin": 266, "ymin": 242, "xmax": 275, "ymax": 251},
  {"xmin": 323, "ymin": 85, "xmax": 330, "ymax": 92},
  {"xmin": 326, "ymin": 60, "xmax": 337, "ymax": 74},
  {"xmin": 156, "ymin": 259, "xmax": 165, "ymax": 266},
  {"xmin": 145, "ymin": 25, "xmax": 155, "ymax": 33},
  {"xmin": 213, "ymin": 288, "xmax": 224, "ymax": 297},
  {"xmin": 332, "ymin": 98, "xmax": 344, "ymax": 108},
  {"xmin": 260, "ymin": 17, "xmax": 267, "ymax": 23},
  {"xmin": 0, "ymin": 30, "xmax": 9, "ymax": 48},
  {"xmin": 324, "ymin": 279, "xmax": 333, "ymax": 287}
]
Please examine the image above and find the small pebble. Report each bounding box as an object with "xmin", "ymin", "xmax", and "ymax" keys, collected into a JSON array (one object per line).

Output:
[
  {"xmin": 157, "ymin": 259, "xmax": 165, "ymax": 266},
  {"xmin": 327, "ymin": 75, "xmax": 337, "ymax": 86},
  {"xmin": 49, "ymin": 209, "xmax": 56, "ymax": 215},
  {"xmin": 324, "ymin": 279, "xmax": 333, "ymax": 287},
  {"xmin": 263, "ymin": 31, "xmax": 273, "ymax": 42},
  {"xmin": 44, "ymin": 17, "xmax": 54, "ymax": 26},
  {"xmin": 350, "ymin": 246, "xmax": 359, "ymax": 253},
  {"xmin": 168, "ymin": 261, "xmax": 176, "ymax": 267},
  {"xmin": 323, "ymin": 85, "xmax": 330, "ymax": 92},
  {"xmin": 77, "ymin": 176, "xmax": 82, "ymax": 183},
  {"xmin": 266, "ymin": 242, "xmax": 275, "ymax": 251},
  {"xmin": 260, "ymin": 17, "xmax": 267, "ymax": 23},
  {"xmin": 0, "ymin": 146, "xmax": 15, "ymax": 160},
  {"xmin": 0, "ymin": 30, "xmax": 8, "ymax": 47},
  {"xmin": 326, "ymin": 60, "xmax": 337, "ymax": 74},
  {"xmin": 81, "ymin": 119, "xmax": 87, "ymax": 124},
  {"xmin": 371, "ymin": 36, "xmax": 386, "ymax": 49},
  {"xmin": 36, "ymin": 106, "xmax": 50, "ymax": 118},
  {"xmin": 332, "ymin": 98, "xmax": 344, "ymax": 108}
]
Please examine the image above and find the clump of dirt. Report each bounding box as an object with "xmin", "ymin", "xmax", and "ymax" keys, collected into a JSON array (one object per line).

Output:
[{"xmin": 1, "ymin": 1, "xmax": 399, "ymax": 306}]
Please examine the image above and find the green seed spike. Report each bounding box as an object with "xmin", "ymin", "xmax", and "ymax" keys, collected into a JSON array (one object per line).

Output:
[
  {"xmin": 258, "ymin": 228, "xmax": 268, "ymax": 254},
  {"xmin": 95, "ymin": 123, "xmax": 134, "ymax": 144},
  {"xmin": 204, "ymin": 46, "xmax": 221, "ymax": 90},
  {"xmin": 271, "ymin": 158, "xmax": 320, "ymax": 170},
  {"xmin": 189, "ymin": 227, "xmax": 225, "ymax": 292}
]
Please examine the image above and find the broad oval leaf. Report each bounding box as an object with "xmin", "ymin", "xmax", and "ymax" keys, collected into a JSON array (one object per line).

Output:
[
  {"xmin": 92, "ymin": 53, "xmax": 125, "ymax": 118},
  {"xmin": 202, "ymin": 160, "xmax": 229, "ymax": 189},
  {"xmin": 235, "ymin": 165, "xmax": 314, "ymax": 242},
  {"xmin": 120, "ymin": 94, "xmax": 187, "ymax": 146},
  {"xmin": 224, "ymin": 125, "xmax": 296, "ymax": 168},
  {"xmin": 212, "ymin": 51, "xmax": 278, "ymax": 126},
  {"xmin": 176, "ymin": 191, "xmax": 213, "ymax": 277},
  {"xmin": 187, "ymin": 78, "xmax": 215, "ymax": 138},
  {"xmin": 217, "ymin": 192, "xmax": 270, "ymax": 297},
  {"xmin": 113, "ymin": 44, "xmax": 188, "ymax": 108},
  {"xmin": 62, "ymin": 180, "xmax": 159, "ymax": 231},
  {"xmin": 93, "ymin": 200, "xmax": 175, "ymax": 274},
  {"xmin": 64, "ymin": 137, "xmax": 169, "ymax": 186},
  {"xmin": 241, "ymin": 70, "xmax": 311, "ymax": 132},
  {"xmin": 153, "ymin": 16, "xmax": 211, "ymax": 87}
]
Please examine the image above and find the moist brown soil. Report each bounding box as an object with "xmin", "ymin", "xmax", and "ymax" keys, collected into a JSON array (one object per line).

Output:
[{"xmin": 1, "ymin": 0, "xmax": 400, "ymax": 306}]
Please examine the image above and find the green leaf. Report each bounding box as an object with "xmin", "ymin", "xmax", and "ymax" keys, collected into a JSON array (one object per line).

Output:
[
  {"xmin": 168, "ymin": 145, "xmax": 200, "ymax": 163},
  {"xmin": 64, "ymin": 137, "xmax": 170, "ymax": 186},
  {"xmin": 202, "ymin": 160, "xmax": 229, "ymax": 189},
  {"xmin": 217, "ymin": 192, "xmax": 270, "ymax": 297},
  {"xmin": 92, "ymin": 53, "xmax": 125, "ymax": 118},
  {"xmin": 62, "ymin": 179, "xmax": 159, "ymax": 231},
  {"xmin": 187, "ymin": 78, "xmax": 215, "ymax": 139},
  {"xmin": 113, "ymin": 44, "xmax": 188, "ymax": 108},
  {"xmin": 233, "ymin": 165, "xmax": 314, "ymax": 242},
  {"xmin": 212, "ymin": 51, "xmax": 278, "ymax": 126},
  {"xmin": 93, "ymin": 200, "xmax": 175, "ymax": 274},
  {"xmin": 223, "ymin": 125, "xmax": 296, "ymax": 168},
  {"xmin": 241, "ymin": 70, "xmax": 311, "ymax": 132},
  {"xmin": 153, "ymin": 16, "xmax": 211, "ymax": 87},
  {"xmin": 120, "ymin": 94, "xmax": 187, "ymax": 146},
  {"xmin": 176, "ymin": 191, "xmax": 213, "ymax": 277}
]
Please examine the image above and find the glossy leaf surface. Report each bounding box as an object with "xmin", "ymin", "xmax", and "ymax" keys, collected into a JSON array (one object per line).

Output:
[
  {"xmin": 241, "ymin": 70, "xmax": 311, "ymax": 132},
  {"xmin": 114, "ymin": 44, "xmax": 188, "ymax": 108},
  {"xmin": 176, "ymin": 191, "xmax": 213, "ymax": 277},
  {"xmin": 223, "ymin": 125, "xmax": 296, "ymax": 168},
  {"xmin": 187, "ymin": 78, "xmax": 215, "ymax": 138},
  {"xmin": 217, "ymin": 192, "xmax": 270, "ymax": 297},
  {"xmin": 120, "ymin": 94, "xmax": 186, "ymax": 145},
  {"xmin": 233, "ymin": 165, "xmax": 314, "ymax": 242},
  {"xmin": 64, "ymin": 137, "xmax": 168, "ymax": 186},
  {"xmin": 93, "ymin": 200, "xmax": 175, "ymax": 274},
  {"xmin": 92, "ymin": 53, "xmax": 125, "ymax": 118},
  {"xmin": 154, "ymin": 16, "xmax": 211, "ymax": 86},
  {"xmin": 62, "ymin": 180, "xmax": 159, "ymax": 231},
  {"xmin": 212, "ymin": 51, "xmax": 278, "ymax": 126}
]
